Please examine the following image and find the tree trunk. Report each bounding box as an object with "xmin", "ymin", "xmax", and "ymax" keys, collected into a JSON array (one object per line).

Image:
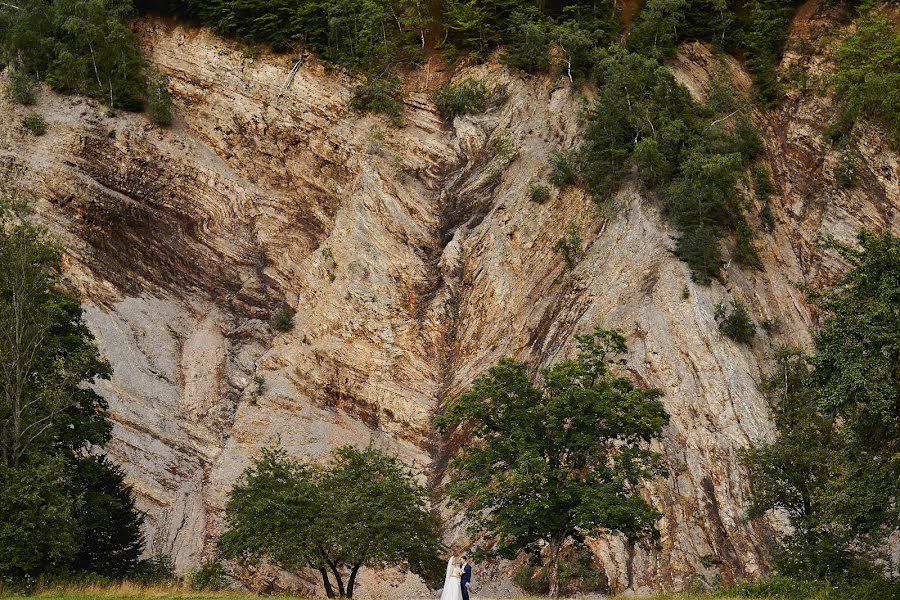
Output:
[
  {"xmin": 346, "ymin": 562, "xmax": 362, "ymax": 598},
  {"xmin": 318, "ymin": 567, "xmax": 335, "ymax": 598},
  {"xmin": 548, "ymin": 538, "xmax": 562, "ymax": 599},
  {"xmin": 326, "ymin": 560, "xmax": 346, "ymax": 597}
]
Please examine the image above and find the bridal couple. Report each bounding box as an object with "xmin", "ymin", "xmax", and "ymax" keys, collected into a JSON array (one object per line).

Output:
[{"xmin": 439, "ymin": 555, "xmax": 472, "ymax": 600}]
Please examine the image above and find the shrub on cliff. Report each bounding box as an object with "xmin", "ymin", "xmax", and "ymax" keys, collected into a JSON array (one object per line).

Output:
[
  {"xmin": 350, "ymin": 73, "xmax": 404, "ymax": 126},
  {"xmin": 432, "ymin": 78, "xmax": 491, "ymax": 120},
  {"xmin": 5, "ymin": 69, "xmax": 36, "ymax": 105},
  {"xmin": 715, "ymin": 298, "xmax": 756, "ymax": 343},
  {"xmin": 832, "ymin": 10, "xmax": 900, "ymax": 148}
]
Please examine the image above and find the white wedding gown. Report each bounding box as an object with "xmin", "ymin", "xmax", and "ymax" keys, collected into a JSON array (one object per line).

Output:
[{"xmin": 439, "ymin": 558, "xmax": 463, "ymax": 600}]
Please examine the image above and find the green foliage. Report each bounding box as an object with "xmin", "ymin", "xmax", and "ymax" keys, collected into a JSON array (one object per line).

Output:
[
  {"xmin": 218, "ymin": 445, "xmax": 443, "ymax": 598},
  {"xmin": 145, "ymin": 0, "xmax": 421, "ymax": 71},
  {"xmin": 146, "ymin": 70, "xmax": 172, "ymax": 127},
  {"xmin": 569, "ymin": 48, "xmax": 762, "ymax": 282},
  {"xmin": 442, "ymin": 0, "xmax": 520, "ymax": 58},
  {"xmin": 68, "ymin": 456, "xmax": 145, "ymax": 578},
  {"xmin": 554, "ymin": 223, "xmax": 583, "ymax": 270},
  {"xmin": 754, "ymin": 163, "xmax": 775, "ymax": 231},
  {"xmin": 271, "ymin": 306, "xmax": 295, "ymax": 332},
  {"xmin": 554, "ymin": 20, "xmax": 600, "ymax": 83},
  {"xmin": 626, "ymin": 0, "xmax": 799, "ymax": 105},
  {"xmin": 715, "ymin": 298, "xmax": 756, "ymax": 343},
  {"xmin": 734, "ymin": 220, "xmax": 762, "ymax": 268},
  {"xmin": 0, "ymin": 0, "xmax": 147, "ymax": 110},
  {"xmin": 736, "ymin": 1, "xmax": 799, "ymax": 105},
  {"xmin": 132, "ymin": 554, "xmax": 177, "ymax": 585},
  {"xmin": 835, "ymin": 147, "xmax": 857, "ymax": 188},
  {"xmin": 626, "ymin": 0, "xmax": 688, "ymax": 60},
  {"xmin": 502, "ymin": 9, "xmax": 551, "ymax": 74},
  {"xmin": 0, "ymin": 198, "xmax": 143, "ymax": 582},
  {"xmin": 0, "ymin": 455, "xmax": 77, "ymax": 579},
  {"xmin": 752, "ymin": 163, "xmax": 774, "ymax": 199},
  {"xmin": 511, "ymin": 547, "xmax": 607, "ymax": 596},
  {"xmin": 5, "ymin": 69, "xmax": 36, "ymax": 105},
  {"xmin": 811, "ymin": 230, "xmax": 900, "ymax": 466},
  {"xmin": 743, "ymin": 230, "xmax": 900, "ymax": 584},
  {"xmin": 435, "ymin": 328, "xmax": 669, "ymax": 598},
  {"xmin": 21, "ymin": 112, "xmax": 47, "ymax": 136},
  {"xmin": 548, "ymin": 150, "xmax": 577, "ymax": 188},
  {"xmin": 190, "ymin": 559, "xmax": 229, "ymax": 591},
  {"xmin": 529, "ymin": 183, "xmax": 550, "ymax": 204},
  {"xmin": 432, "ymin": 78, "xmax": 494, "ymax": 120},
  {"xmin": 721, "ymin": 575, "xmax": 900, "ymax": 599},
  {"xmin": 350, "ymin": 73, "xmax": 404, "ymax": 125},
  {"xmin": 832, "ymin": 11, "xmax": 900, "ymax": 148}
]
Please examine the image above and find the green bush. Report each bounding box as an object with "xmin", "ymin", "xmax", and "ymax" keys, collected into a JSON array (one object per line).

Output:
[
  {"xmin": 146, "ymin": 71, "xmax": 172, "ymax": 127},
  {"xmin": 835, "ymin": 147, "xmax": 857, "ymax": 188},
  {"xmin": 734, "ymin": 220, "xmax": 762, "ymax": 268},
  {"xmin": 432, "ymin": 78, "xmax": 492, "ymax": 120},
  {"xmin": 502, "ymin": 9, "xmax": 551, "ymax": 74},
  {"xmin": 715, "ymin": 298, "xmax": 756, "ymax": 343},
  {"xmin": 753, "ymin": 163, "xmax": 774, "ymax": 201},
  {"xmin": 5, "ymin": 69, "xmax": 36, "ymax": 105},
  {"xmin": 571, "ymin": 48, "xmax": 763, "ymax": 282},
  {"xmin": 554, "ymin": 223, "xmax": 584, "ymax": 270},
  {"xmin": 512, "ymin": 547, "xmax": 607, "ymax": 596},
  {"xmin": 721, "ymin": 575, "xmax": 900, "ymax": 600},
  {"xmin": 723, "ymin": 575, "xmax": 819, "ymax": 598},
  {"xmin": 833, "ymin": 11, "xmax": 900, "ymax": 148},
  {"xmin": 21, "ymin": 112, "xmax": 47, "ymax": 136},
  {"xmin": 132, "ymin": 554, "xmax": 176, "ymax": 585},
  {"xmin": 350, "ymin": 74, "xmax": 404, "ymax": 126},
  {"xmin": 548, "ymin": 150, "xmax": 576, "ymax": 188},
  {"xmin": 271, "ymin": 307, "xmax": 295, "ymax": 332},
  {"xmin": 529, "ymin": 183, "xmax": 550, "ymax": 204},
  {"xmin": 190, "ymin": 559, "xmax": 228, "ymax": 591}
]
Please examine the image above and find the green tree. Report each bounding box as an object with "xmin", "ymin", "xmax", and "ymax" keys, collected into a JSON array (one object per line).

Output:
[
  {"xmin": 744, "ymin": 230, "xmax": 900, "ymax": 581},
  {"xmin": 435, "ymin": 328, "xmax": 669, "ymax": 598},
  {"xmin": 832, "ymin": 11, "xmax": 900, "ymax": 148},
  {"xmin": 319, "ymin": 446, "xmax": 444, "ymax": 597},
  {"xmin": 1, "ymin": 0, "xmax": 148, "ymax": 109},
  {"xmin": 68, "ymin": 455, "xmax": 145, "ymax": 578},
  {"xmin": 809, "ymin": 230, "xmax": 900, "ymax": 515},
  {"xmin": 219, "ymin": 445, "xmax": 443, "ymax": 598},
  {"xmin": 0, "ymin": 454, "xmax": 77, "ymax": 579},
  {"xmin": 0, "ymin": 198, "xmax": 144, "ymax": 580},
  {"xmin": 502, "ymin": 9, "xmax": 551, "ymax": 74}
]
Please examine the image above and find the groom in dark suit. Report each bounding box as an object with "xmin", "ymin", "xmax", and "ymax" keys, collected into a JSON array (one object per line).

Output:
[{"xmin": 460, "ymin": 555, "xmax": 472, "ymax": 600}]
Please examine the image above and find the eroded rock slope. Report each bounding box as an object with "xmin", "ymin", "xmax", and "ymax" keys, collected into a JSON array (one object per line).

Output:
[{"xmin": 0, "ymin": 4, "xmax": 897, "ymax": 595}]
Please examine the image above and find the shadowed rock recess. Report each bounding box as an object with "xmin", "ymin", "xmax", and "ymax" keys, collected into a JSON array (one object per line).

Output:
[{"xmin": 0, "ymin": 10, "xmax": 897, "ymax": 597}]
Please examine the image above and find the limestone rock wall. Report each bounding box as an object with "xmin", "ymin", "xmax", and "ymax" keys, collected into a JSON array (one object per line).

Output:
[{"xmin": 0, "ymin": 3, "xmax": 897, "ymax": 595}]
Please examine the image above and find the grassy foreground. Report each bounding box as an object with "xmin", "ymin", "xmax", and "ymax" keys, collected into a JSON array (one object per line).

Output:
[{"xmin": 2, "ymin": 578, "xmax": 897, "ymax": 600}]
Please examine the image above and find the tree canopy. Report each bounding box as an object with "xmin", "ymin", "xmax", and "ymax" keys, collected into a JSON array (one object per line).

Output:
[
  {"xmin": 0, "ymin": 197, "xmax": 144, "ymax": 581},
  {"xmin": 435, "ymin": 328, "xmax": 669, "ymax": 598},
  {"xmin": 219, "ymin": 444, "xmax": 443, "ymax": 598},
  {"xmin": 743, "ymin": 230, "xmax": 900, "ymax": 582}
]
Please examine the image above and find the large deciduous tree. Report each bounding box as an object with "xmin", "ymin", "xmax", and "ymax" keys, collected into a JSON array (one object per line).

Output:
[
  {"xmin": 435, "ymin": 328, "xmax": 669, "ymax": 598},
  {"xmin": 0, "ymin": 198, "xmax": 144, "ymax": 580},
  {"xmin": 744, "ymin": 230, "xmax": 900, "ymax": 581},
  {"xmin": 219, "ymin": 445, "xmax": 443, "ymax": 598}
]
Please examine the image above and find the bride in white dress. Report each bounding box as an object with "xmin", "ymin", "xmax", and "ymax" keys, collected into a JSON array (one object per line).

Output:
[{"xmin": 439, "ymin": 556, "xmax": 463, "ymax": 600}]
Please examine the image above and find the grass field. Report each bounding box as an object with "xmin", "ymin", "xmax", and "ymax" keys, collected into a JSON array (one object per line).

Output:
[{"xmin": 2, "ymin": 578, "xmax": 896, "ymax": 600}]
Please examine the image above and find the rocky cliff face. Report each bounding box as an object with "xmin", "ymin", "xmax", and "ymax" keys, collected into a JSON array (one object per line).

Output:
[{"xmin": 1, "ymin": 2, "xmax": 897, "ymax": 595}]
